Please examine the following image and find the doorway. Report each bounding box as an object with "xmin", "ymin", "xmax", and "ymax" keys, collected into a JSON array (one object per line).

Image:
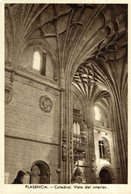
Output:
[
  {"xmin": 30, "ymin": 160, "xmax": 50, "ymax": 184},
  {"xmin": 99, "ymin": 168, "xmax": 112, "ymax": 184}
]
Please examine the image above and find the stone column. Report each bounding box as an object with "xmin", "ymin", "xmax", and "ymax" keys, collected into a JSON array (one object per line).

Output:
[
  {"xmin": 59, "ymin": 88, "xmax": 66, "ymax": 184},
  {"xmin": 59, "ymin": 66, "xmax": 66, "ymax": 184},
  {"xmin": 65, "ymin": 86, "xmax": 73, "ymax": 183},
  {"xmin": 111, "ymin": 94, "xmax": 127, "ymax": 183},
  {"xmin": 59, "ymin": 68, "xmax": 73, "ymax": 183},
  {"xmin": 86, "ymin": 104, "xmax": 97, "ymax": 183}
]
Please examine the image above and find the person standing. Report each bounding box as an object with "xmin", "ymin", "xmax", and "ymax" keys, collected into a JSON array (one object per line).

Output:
[{"xmin": 12, "ymin": 170, "xmax": 25, "ymax": 184}]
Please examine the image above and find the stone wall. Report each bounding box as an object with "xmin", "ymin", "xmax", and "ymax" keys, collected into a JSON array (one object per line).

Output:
[
  {"xmin": 94, "ymin": 126, "xmax": 117, "ymax": 183},
  {"xmin": 5, "ymin": 71, "xmax": 61, "ymax": 184}
]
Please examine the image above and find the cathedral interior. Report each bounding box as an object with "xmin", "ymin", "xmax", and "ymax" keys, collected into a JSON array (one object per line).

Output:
[{"xmin": 5, "ymin": 4, "xmax": 127, "ymax": 184}]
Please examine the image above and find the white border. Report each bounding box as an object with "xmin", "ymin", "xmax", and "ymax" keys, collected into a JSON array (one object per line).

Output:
[{"xmin": 0, "ymin": 1, "xmax": 130, "ymax": 194}]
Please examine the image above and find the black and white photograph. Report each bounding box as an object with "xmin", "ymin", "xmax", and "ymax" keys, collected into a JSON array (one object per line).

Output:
[{"xmin": 0, "ymin": 0, "xmax": 130, "ymax": 193}]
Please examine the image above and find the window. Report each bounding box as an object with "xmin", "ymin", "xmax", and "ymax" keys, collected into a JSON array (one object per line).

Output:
[
  {"xmin": 73, "ymin": 123, "xmax": 77, "ymax": 135},
  {"xmin": 73, "ymin": 122, "xmax": 80, "ymax": 136},
  {"xmin": 99, "ymin": 140, "xmax": 105, "ymax": 159},
  {"xmin": 32, "ymin": 51, "xmax": 46, "ymax": 75},
  {"xmin": 94, "ymin": 106, "xmax": 101, "ymax": 120},
  {"xmin": 98, "ymin": 138, "xmax": 111, "ymax": 162},
  {"xmin": 33, "ymin": 51, "xmax": 41, "ymax": 71}
]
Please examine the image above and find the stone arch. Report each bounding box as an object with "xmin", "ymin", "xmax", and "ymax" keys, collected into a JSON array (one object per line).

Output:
[
  {"xmin": 99, "ymin": 166, "xmax": 115, "ymax": 184},
  {"xmin": 30, "ymin": 160, "xmax": 51, "ymax": 184},
  {"xmin": 26, "ymin": 39, "xmax": 58, "ymax": 80},
  {"xmin": 19, "ymin": 39, "xmax": 58, "ymax": 80},
  {"xmin": 19, "ymin": 43, "xmax": 46, "ymax": 70}
]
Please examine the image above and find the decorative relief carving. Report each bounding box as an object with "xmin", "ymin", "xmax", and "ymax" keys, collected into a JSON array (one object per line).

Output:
[
  {"xmin": 45, "ymin": 87, "xmax": 50, "ymax": 92},
  {"xmin": 102, "ymin": 137, "xmax": 111, "ymax": 163},
  {"xmin": 80, "ymin": 120, "xmax": 87, "ymax": 146},
  {"xmin": 69, "ymin": 131, "xmax": 73, "ymax": 160},
  {"xmin": 62, "ymin": 131, "xmax": 67, "ymax": 161},
  {"xmin": 5, "ymin": 84, "xmax": 13, "ymax": 104},
  {"xmin": 73, "ymin": 119, "xmax": 87, "ymax": 162},
  {"xmin": 71, "ymin": 167, "xmax": 86, "ymax": 184},
  {"xmin": 39, "ymin": 95, "xmax": 53, "ymax": 113}
]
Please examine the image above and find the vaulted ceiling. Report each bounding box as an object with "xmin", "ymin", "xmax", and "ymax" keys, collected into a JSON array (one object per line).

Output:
[{"xmin": 5, "ymin": 4, "xmax": 127, "ymax": 104}]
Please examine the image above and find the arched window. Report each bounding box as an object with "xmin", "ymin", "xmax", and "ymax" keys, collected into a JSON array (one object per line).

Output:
[
  {"xmin": 73, "ymin": 122, "xmax": 80, "ymax": 136},
  {"xmin": 32, "ymin": 50, "xmax": 46, "ymax": 75},
  {"xmin": 73, "ymin": 123, "xmax": 77, "ymax": 135},
  {"xmin": 98, "ymin": 138, "xmax": 111, "ymax": 162},
  {"xmin": 94, "ymin": 106, "xmax": 101, "ymax": 120},
  {"xmin": 99, "ymin": 140, "xmax": 105, "ymax": 159},
  {"xmin": 33, "ymin": 51, "xmax": 41, "ymax": 71}
]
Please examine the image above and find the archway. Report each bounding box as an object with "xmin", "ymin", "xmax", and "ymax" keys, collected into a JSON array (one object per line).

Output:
[
  {"xmin": 30, "ymin": 160, "xmax": 50, "ymax": 184},
  {"xmin": 99, "ymin": 168, "xmax": 112, "ymax": 184}
]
